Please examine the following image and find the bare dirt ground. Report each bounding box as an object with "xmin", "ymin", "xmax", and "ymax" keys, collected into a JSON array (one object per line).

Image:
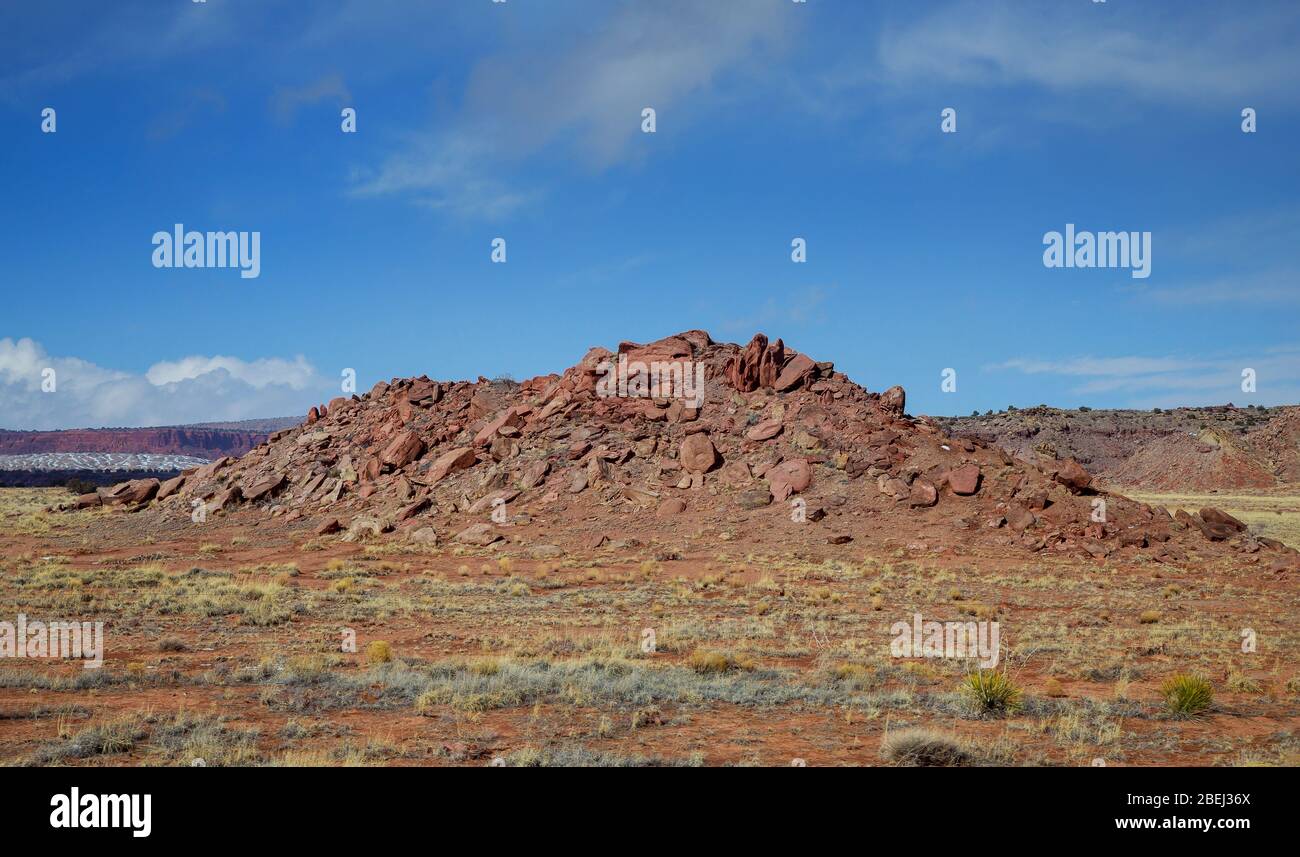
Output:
[{"xmin": 2, "ymin": 486, "xmax": 1297, "ymax": 767}]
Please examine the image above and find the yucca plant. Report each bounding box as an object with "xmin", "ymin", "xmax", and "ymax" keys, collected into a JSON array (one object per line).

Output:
[
  {"xmin": 962, "ymin": 669, "xmax": 1023, "ymax": 714},
  {"xmin": 1161, "ymin": 673, "xmax": 1213, "ymax": 717}
]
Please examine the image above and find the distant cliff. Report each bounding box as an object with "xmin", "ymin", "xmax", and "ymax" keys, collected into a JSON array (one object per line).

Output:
[{"xmin": 0, "ymin": 427, "xmax": 270, "ymax": 459}]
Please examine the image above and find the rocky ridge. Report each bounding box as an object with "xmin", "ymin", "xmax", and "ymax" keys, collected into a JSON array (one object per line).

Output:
[{"xmin": 938, "ymin": 405, "xmax": 1300, "ymax": 491}]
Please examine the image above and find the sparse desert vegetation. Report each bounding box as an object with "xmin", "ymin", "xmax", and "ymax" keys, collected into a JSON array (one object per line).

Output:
[{"xmin": 2, "ymin": 486, "xmax": 1297, "ymax": 767}]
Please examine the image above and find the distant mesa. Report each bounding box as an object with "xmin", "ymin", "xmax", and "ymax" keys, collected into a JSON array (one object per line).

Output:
[{"xmin": 0, "ymin": 419, "xmax": 298, "ymax": 487}]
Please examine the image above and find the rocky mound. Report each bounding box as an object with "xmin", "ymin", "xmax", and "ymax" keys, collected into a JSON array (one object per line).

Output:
[
  {"xmin": 937, "ymin": 405, "xmax": 1300, "ymax": 491},
  {"xmin": 70, "ymin": 332, "xmax": 1300, "ymax": 571}
]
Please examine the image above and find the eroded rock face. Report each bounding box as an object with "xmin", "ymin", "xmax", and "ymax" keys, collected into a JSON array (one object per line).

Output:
[
  {"xmin": 0, "ymin": 427, "xmax": 269, "ymax": 459},
  {"xmin": 726, "ymin": 334, "xmax": 786, "ymax": 393}
]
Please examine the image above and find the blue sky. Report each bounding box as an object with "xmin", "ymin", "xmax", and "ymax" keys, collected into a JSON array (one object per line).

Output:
[{"xmin": 2, "ymin": 0, "xmax": 1299, "ymax": 429}]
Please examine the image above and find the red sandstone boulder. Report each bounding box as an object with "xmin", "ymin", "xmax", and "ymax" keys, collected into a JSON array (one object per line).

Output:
[
  {"xmin": 1199, "ymin": 507, "xmax": 1246, "ymax": 533},
  {"xmin": 243, "ymin": 473, "xmax": 287, "ymax": 502},
  {"xmin": 908, "ymin": 479, "xmax": 938, "ymax": 507},
  {"xmin": 774, "ymin": 354, "xmax": 816, "ymax": 392},
  {"xmin": 657, "ymin": 498, "xmax": 687, "ymax": 517},
  {"xmin": 746, "ymin": 420, "xmax": 783, "ymax": 442},
  {"xmin": 880, "ymin": 386, "xmax": 906, "ymax": 416},
  {"xmin": 380, "ymin": 430, "xmax": 425, "ymax": 469},
  {"xmin": 475, "ymin": 407, "xmax": 526, "ymax": 447},
  {"xmin": 72, "ymin": 493, "xmax": 101, "ymax": 509},
  {"xmin": 99, "ymin": 478, "xmax": 160, "ymax": 506},
  {"xmin": 1052, "ymin": 458, "xmax": 1092, "ymax": 493},
  {"xmin": 679, "ymin": 434, "xmax": 718, "ymax": 474},
  {"xmin": 768, "ymin": 458, "xmax": 811, "ymax": 501},
  {"xmin": 156, "ymin": 474, "xmax": 187, "ymax": 500},
  {"xmin": 947, "ymin": 464, "xmax": 981, "ymax": 496},
  {"xmin": 427, "ymin": 447, "xmax": 478, "ymax": 484}
]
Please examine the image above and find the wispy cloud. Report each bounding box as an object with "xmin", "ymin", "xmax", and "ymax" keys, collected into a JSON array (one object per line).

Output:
[
  {"xmin": 988, "ymin": 346, "xmax": 1300, "ymax": 407},
  {"xmin": 271, "ymin": 73, "xmax": 352, "ymax": 125},
  {"xmin": 719, "ymin": 286, "xmax": 833, "ymax": 334},
  {"xmin": 1136, "ymin": 270, "xmax": 1300, "ymax": 306},
  {"xmin": 147, "ymin": 88, "xmax": 227, "ymax": 141},
  {"xmin": 876, "ymin": 0, "xmax": 1300, "ymax": 105},
  {"xmin": 350, "ymin": 0, "xmax": 791, "ymax": 218}
]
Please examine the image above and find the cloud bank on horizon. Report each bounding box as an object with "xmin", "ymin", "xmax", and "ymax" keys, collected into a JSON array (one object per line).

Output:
[
  {"xmin": 0, "ymin": 338, "xmax": 328, "ymax": 431},
  {"xmin": 2, "ymin": 0, "xmax": 1298, "ymax": 428}
]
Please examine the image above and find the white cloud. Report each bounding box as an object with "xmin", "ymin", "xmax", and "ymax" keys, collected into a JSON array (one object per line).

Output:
[
  {"xmin": 145, "ymin": 354, "xmax": 316, "ymax": 389},
  {"xmin": 0, "ymin": 338, "xmax": 327, "ymax": 430}
]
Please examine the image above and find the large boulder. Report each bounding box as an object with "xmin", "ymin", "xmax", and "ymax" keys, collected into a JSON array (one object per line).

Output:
[
  {"xmin": 474, "ymin": 407, "xmax": 526, "ymax": 447},
  {"xmin": 908, "ymin": 479, "xmax": 938, "ymax": 507},
  {"xmin": 243, "ymin": 473, "xmax": 287, "ymax": 502},
  {"xmin": 454, "ymin": 523, "xmax": 502, "ymax": 546},
  {"xmin": 156, "ymin": 474, "xmax": 187, "ymax": 500}
]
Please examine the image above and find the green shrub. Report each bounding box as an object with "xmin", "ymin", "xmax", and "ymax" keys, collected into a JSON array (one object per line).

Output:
[
  {"xmin": 962, "ymin": 670, "xmax": 1022, "ymax": 714},
  {"xmin": 1162, "ymin": 673, "xmax": 1213, "ymax": 717}
]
